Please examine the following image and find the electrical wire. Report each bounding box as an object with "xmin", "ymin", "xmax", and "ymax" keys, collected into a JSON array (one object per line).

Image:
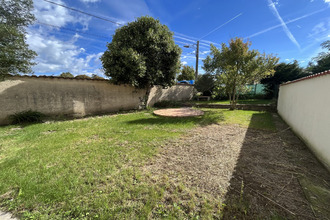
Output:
[
  {"xmin": 42, "ymin": 0, "xmax": 215, "ymax": 48},
  {"xmin": 36, "ymin": 21, "xmax": 110, "ymax": 40},
  {"xmin": 199, "ymin": 13, "xmax": 242, "ymax": 40},
  {"xmin": 42, "ymin": 0, "xmax": 122, "ymax": 26}
]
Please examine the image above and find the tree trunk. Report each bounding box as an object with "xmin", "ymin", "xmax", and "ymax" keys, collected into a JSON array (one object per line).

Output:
[
  {"xmin": 139, "ymin": 86, "xmax": 151, "ymax": 109},
  {"xmin": 144, "ymin": 86, "xmax": 151, "ymax": 108},
  {"xmin": 231, "ymin": 87, "xmax": 237, "ymax": 110}
]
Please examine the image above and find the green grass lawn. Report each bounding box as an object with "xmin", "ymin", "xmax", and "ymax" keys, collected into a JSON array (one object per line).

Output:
[
  {"xmin": 192, "ymin": 99, "xmax": 273, "ymax": 105},
  {"xmin": 0, "ymin": 109, "xmax": 275, "ymax": 219}
]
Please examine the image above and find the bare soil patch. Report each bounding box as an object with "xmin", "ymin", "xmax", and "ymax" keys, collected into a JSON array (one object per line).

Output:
[
  {"xmin": 143, "ymin": 114, "xmax": 330, "ymax": 219},
  {"xmin": 153, "ymin": 108, "xmax": 204, "ymax": 117}
]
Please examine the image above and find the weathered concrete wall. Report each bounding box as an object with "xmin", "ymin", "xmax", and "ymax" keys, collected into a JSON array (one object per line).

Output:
[
  {"xmin": 0, "ymin": 76, "xmax": 193, "ymax": 125},
  {"xmin": 277, "ymin": 72, "xmax": 330, "ymax": 171},
  {"xmin": 147, "ymin": 85, "xmax": 194, "ymax": 106}
]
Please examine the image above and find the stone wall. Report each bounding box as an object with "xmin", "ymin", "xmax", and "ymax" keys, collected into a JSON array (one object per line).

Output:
[
  {"xmin": 147, "ymin": 84, "xmax": 194, "ymax": 106},
  {"xmin": 0, "ymin": 76, "xmax": 193, "ymax": 125}
]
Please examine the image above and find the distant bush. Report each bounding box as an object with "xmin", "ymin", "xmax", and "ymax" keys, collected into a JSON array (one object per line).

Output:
[
  {"xmin": 153, "ymin": 100, "xmax": 182, "ymax": 108},
  {"xmin": 9, "ymin": 110, "xmax": 45, "ymax": 124},
  {"xmin": 75, "ymin": 75, "xmax": 91, "ymax": 79},
  {"xmin": 59, "ymin": 72, "xmax": 74, "ymax": 78}
]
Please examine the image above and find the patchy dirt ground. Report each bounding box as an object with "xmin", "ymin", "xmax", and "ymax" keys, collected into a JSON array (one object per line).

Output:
[{"xmin": 143, "ymin": 113, "xmax": 330, "ymax": 219}]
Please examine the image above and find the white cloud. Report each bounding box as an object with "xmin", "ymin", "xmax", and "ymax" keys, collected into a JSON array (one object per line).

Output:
[
  {"xmin": 308, "ymin": 19, "xmax": 330, "ymax": 42},
  {"xmin": 33, "ymin": 0, "xmax": 75, "ymax": 27},
  {"xmin": 27, "ymin": 27, "xmax": 102, "ymax": 75},
  {"xmin": 181, "ymin": 61, "xmax": 188, "ymax": 65},
  {"xmin": 33, "ymin": 0, "xmax": 91, "ymax": 30},
  {"xmin": 27, "ymin": 32, "xmax": 75, "ymax": 72},
  {"xmin": 201, "ymin": 50, "xmax": 210, "ymax": 55},
  {"xmin": 26, "ymin": 0, "xmax": 103, "ymax": 76},
  {"xmin": 267, "ymin": 0, "xmax": 300, "ymax": 49},
  {"xmin": 325, "ymin": 0, "xmax": 330, "ymax": 3}
]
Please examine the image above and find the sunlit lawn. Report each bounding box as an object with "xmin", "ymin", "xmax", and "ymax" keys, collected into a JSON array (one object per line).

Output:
[
  {"xmin": 0, "ymin": 109, "xmax": 275, "ymax": 219},
  {"xmin": 192, "ymin": 99, "xmax": 273, "ymax": 105}
]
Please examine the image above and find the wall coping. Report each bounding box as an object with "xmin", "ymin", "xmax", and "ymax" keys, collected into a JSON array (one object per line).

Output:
[
  {"xmin": 280, "ymin": 69, "xmax": 330, "ymax": 86},
  {"xmin": 4, "ymin": 75, "xmax": 193, "ymax": 86}
]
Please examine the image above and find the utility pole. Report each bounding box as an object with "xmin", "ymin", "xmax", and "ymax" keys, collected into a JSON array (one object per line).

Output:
[{"xmin": 195, "ymin": 40, "xmax": 199, "ymax": 80}]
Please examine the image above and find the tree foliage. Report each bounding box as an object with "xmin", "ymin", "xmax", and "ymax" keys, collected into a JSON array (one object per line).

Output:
[
  {"xmin": 75, "ymin": 74, "xmax": 91, "ymax": 79},
  {"xmin": 194, "ymin": 73, "xmax": 215, "ymax": 96},
  {"xmin": 307, "ymin": 40, "xmax": 330, "ymax": 73},
  {"xmin": 91, "ymin": 74, "xmax": 105, "ymax": 80},
  {"xmin": 100, "ymin": 16, "xmax": 181, "ymax": 104},
  {"xmin": 177, "ymin": 65, "xmax": 195, "ymax": 81},
  {"xmin": 261, "ymin": 61, "xmax": 309, "ymax": 98},
  {"xmin": 203, "ymin": 38, "xmax": 279, "ymax": 109},
  {"xmin": 0, "ymin": 0, "xmax": 37, "ymax": 79},
  {"xmin": 59, "ymin": 72, "xmax": 74, "ymax": 78}
]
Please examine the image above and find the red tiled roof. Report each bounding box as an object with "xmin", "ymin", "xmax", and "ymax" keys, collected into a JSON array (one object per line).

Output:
[{"xmin": 280, "ymin": 70, "xmax": 330, "ymax": 86}]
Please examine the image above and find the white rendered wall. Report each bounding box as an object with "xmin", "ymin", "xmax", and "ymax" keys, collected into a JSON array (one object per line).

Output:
[{"xmin": 278, "ymin": 73, "xmax": 330, "ymax": 170}]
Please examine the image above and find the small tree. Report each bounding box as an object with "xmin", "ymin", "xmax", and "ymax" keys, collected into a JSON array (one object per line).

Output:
[
  {"xmin": 0, "ymin": 0, "xmax": 37, "ymax": 79},
  {"xmin": 203, "ymin": 38, "xmax": 278, "ymax": 109},
  {"xmin": 195, "ymin": 73, "xmax": 215, "ymax": 96},
  {"xmin": 307, "ymin": 40, "xmax": 330, "ymax": 74},
  {"xmin": 59, "ymin": 72, "xmax": 74, "ymax": 78},
  {"xmin": 177, "ymin": 65, "xmax": 195, "ymax": 81},
  {"xmin": 261, "ymin": 61, "xmax": 309, "ymax": 98},
  {"xmin": 100, "ymin": 16, "xmax": 181, "ymax": 107}
]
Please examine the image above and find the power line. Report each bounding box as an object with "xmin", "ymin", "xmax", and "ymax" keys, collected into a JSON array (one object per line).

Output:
[
  {"xmin": 42, "ymin": 0, "xmax": 221, "ymax": 48},
  {"xmin": 36, "ymin": 21, "xmax": 110, "ymax": 40},
  {"xmin": 42, "ymin": 0, "xmax": 122, "ymax": 25},
  {"xmin": 199, "ymin": 13, "xmax": 242, "ymax": 40}
]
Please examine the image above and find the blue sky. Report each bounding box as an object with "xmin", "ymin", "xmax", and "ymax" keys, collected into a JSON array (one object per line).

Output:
[{"xmin": 27, "ymin": 0, "xmax": 330, "ymax": 77}]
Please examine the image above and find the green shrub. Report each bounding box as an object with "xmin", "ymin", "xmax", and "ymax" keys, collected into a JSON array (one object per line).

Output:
[
  {"xmin": 9, "ymin": 110, "xmax": 45, "ymax": 124},
  {"xmin": 153, "ymin": 101, "xmax": 182, "ymax": 108}
]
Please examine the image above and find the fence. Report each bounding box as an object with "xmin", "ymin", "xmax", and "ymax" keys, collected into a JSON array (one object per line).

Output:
[
  {"xmin": 0, "ymin": 76, "xmax": 194, "ymax": 125},
  {"xmin": 277, "ymin": 70, "xmax": 330, "ymax": 171}
]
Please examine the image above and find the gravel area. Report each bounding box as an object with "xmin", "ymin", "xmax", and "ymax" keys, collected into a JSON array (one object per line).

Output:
[{"xmin": 143, "ymin": 114, "xmax": 330, "ymax": 219}]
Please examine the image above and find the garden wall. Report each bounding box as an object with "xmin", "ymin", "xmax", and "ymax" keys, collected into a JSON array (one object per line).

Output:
[
  {"xmin": 277, "ymin": 70, "xmax": 330, "ymax": 171},
  {"xmin": 0, "ymin": 76, "xmax": 193, "ymax": 125}
]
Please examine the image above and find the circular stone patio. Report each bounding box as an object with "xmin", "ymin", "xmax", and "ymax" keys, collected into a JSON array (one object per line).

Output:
[{"xmin": 153, "ymin": 108, "xmax": 204, "ymax": 117}]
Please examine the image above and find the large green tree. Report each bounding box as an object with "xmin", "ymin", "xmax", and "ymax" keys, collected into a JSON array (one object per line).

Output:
[
  {"xmin": 203, "ymin": 38, "xmax": 278, "ymax": 109},
  {"xmin": 261, "ymin": 61, "xmax": 309, "ymax": 98},
  {"xmin": 100, "ymin": 16, "xmax": 181, "ymax": 107},
  {"xmin": 0, "ymin": 0, "xmax": 37, "ymax": 79},
  {"xmin": 177, "ymin": 65, "xmax": 195, "ymax": 81},
  {"xmin": 307, "ymin": 40, "xmax": 330, "ymax": 74}
]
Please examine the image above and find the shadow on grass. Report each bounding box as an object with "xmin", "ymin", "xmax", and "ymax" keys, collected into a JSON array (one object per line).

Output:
[
  {"xmin": 126, "ymin": 110, "xmax": 225, "ymax": 127},
  {"xmin": 221, "ymin": 113, "xmax": 326, "ymax": 219}
]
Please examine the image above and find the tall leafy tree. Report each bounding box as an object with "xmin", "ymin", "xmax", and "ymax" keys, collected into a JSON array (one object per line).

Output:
[
  {"xmin": 261, "ymin": 61, "xmax": 309, "ymax": 98},
  {"xmin": 177, "ymin": 65, "xmax": 195, "ymax": 81},
  {"xmin": 100, "ymin": 16, "xmax": 181, "ymax": 107},
  {"xmin": 203, "ymin": 38, "xmax": 278, "ymax": 109},
  {"xmin": 0, "ymin": 0, "xmax": 37, "ymax": 79},
  {"xmin": 307, "ymin": 40, "xmax": 330, "ymax": 73}
]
